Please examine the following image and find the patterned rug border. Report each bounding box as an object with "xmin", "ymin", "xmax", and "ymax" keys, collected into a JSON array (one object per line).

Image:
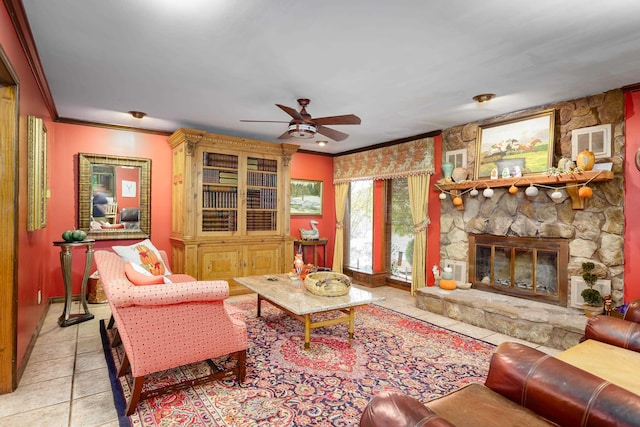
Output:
[
  {"xmin": 102, "ymin": 300, "xmax": 497, "ymax": 426},
  {"xmin": 99, "ymin": 319, "xmax": 131, "ymax": 426}
]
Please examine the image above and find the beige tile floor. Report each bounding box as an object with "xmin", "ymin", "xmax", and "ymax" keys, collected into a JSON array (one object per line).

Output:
[{"xmin": 0, "ymin": 286, "xmax": 561, "ymax": 427}]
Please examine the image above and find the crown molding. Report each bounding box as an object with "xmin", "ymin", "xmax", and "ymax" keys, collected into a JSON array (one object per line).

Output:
[
  {"xmin": 56, "ymin": 117, "xmax": 172, "ymax": 136},
  {"xmin": 4, "ymin": 0, "xmax": 58, "ymax": 119}
]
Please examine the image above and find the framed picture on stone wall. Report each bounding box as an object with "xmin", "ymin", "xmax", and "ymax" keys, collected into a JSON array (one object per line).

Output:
[{"xmin": 475, "ymin": 109, "xmax": 555, "ymax": 179}]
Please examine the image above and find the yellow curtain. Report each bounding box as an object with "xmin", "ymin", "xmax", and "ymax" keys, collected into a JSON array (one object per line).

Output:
[
  {"xmin": 332, "ymin": 182, "xmax": 349, "ymax": 273},
  {"xmin": 408, "ymin": 174, "xmax": 430, "ymax": 295}
]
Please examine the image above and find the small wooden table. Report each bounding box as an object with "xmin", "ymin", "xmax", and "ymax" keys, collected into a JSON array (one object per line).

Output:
[
  {"xmin": 294, "ymin": 238, "xmax": 328, "ymax": 267},
  {"xmin": 234, "ymin": 273, "xmax": 384, "ymax": 350},
  {"xmin": 554, "ymin": 339, "xmax": 640, "ymax": 395},
  {"xmin": 53, "ymin": 239, "xmax": 96, "ymax": 327}
]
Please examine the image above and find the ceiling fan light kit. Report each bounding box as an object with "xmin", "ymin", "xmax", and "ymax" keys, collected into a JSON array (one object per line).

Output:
[
  {"xmin": 241, "ymin": 98, "xmax": 360, "ymax": 142},
  {"xmin": 288, "ymin": 121, "xmax": 317, "ymax": 139}
]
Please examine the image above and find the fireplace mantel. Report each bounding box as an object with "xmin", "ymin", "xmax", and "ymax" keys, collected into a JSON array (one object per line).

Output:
[{"xmin": 435, "ymin": 170, "xmax": 613, "ymax": 210}]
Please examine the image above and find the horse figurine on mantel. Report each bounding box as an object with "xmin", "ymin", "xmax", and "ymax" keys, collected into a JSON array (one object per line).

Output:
[{"xmin": 299, "ymin": 220, "xmax": 320, "ymax": 240}]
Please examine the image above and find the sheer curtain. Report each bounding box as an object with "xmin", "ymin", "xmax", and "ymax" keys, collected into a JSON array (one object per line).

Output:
[
  {"xmin": 332, "ymin": 182, "xmax": 349, "ymax": 273},
  {"xmin": 408, "ymin": 174, "xmax": 430, "ymax": 295}
]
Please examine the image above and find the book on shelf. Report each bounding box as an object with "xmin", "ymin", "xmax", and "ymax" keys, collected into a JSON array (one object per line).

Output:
[
  {"xmin": 204, "ymin": 152, "xmax": 238, "ymax": 169},
  {"xmin": 219, "ymin": 178, "xmax": 238, "ymax": 185}
]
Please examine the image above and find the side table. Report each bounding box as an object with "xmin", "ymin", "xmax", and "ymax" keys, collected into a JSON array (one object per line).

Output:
[
  {"xmin": 294, "ymin": 238, "xmax": 328, "ymax": 267},
  {"xmin": 53, "ymin": 239, "xmax": 96, "ymax": 327}
]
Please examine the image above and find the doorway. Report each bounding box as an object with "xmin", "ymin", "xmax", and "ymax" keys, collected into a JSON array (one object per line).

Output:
[{"xmin": 0, "ymin": 46, "xmax": 19, "ymax": 393}]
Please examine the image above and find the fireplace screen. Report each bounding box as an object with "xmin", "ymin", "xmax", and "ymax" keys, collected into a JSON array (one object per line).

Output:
[{"xmin": 469, "ymin": 235, "xmax": 568, "ymax": 306}]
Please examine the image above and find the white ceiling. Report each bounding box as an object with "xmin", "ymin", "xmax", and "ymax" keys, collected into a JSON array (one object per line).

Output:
[{"xmin": 20, "ymin": 0, "xmax": 640, "ymax": 154}]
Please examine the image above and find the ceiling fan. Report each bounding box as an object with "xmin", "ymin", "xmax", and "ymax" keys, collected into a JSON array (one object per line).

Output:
[{"xmin": 241, "ymin": 98, "xmax": 361, "ymax": 142}]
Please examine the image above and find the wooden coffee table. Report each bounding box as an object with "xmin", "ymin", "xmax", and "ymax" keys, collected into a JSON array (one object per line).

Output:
[
  {"xmin": 234, "ymin": 274, "xmax": 385, "ymax": 350},
  {"xmin": 554, "ymin": 339, "xmax": 640, "ymax": 395}
]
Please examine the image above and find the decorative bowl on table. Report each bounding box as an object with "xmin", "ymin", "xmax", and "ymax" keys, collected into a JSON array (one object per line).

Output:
[{"xmin": 304, "ymin": 272, "xmax": 351, "ymax": 297}]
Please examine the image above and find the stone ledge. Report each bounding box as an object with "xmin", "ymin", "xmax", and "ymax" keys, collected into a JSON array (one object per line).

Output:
[{"xmin": 416, "ymin": 287, "xmax": 589, "ymax": 350}]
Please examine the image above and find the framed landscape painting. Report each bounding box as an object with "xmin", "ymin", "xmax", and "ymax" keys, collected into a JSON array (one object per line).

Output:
[
  {"xmin": 475, "ymin": 109, "xmax": 555, "ymax": 179},
  {"xmin": 290, "ymin": 179, "xmax": 323, "ymax": 216}
]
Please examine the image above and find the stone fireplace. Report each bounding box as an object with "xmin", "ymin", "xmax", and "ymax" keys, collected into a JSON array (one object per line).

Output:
[
  {"xmin": 415, "ymin": 89, "xmax": 625, "ymax": 350},
  {"xmin": 468, "ymin": 234, "xmax": 568, "ymax": 307},
  {"xmin": 438, "ymin": 89, "xmax": 625, "ymax": 307}
]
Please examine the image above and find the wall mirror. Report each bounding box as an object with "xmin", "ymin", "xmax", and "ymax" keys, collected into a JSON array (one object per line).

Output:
[{"xmin": 78, "ymin": 153, "xmax": 151, "ymax": 240}]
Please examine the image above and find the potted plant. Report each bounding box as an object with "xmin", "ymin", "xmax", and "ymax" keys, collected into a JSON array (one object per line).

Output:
[{"xmin": 580, "ymin": 261, "xmax": 603, "ymax": 316}]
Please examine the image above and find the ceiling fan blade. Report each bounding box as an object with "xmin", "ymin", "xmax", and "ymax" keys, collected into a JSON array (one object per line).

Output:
[
  {"xmin": 317, "ymin": 125, "xmax": 349, "ymax": 142},
  {"xmin": 277, "ymin": 130, "xmax": 293, "ymax": 140},
  {"xmin": 276, "ymin": 104, "xmax": 303, "ymax": 120},
  {"xmin": 240, "ymin": 120, "xmax": 289, "ymax": 123},
  {"xmin": 312, "ymin": 114, "xmax": 361, "ymax": 126}
]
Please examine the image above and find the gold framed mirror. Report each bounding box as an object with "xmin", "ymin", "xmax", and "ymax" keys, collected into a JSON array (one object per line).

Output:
[{"xmin": 78, "ymin": 153, "xmax": 151, "ymax": 240}]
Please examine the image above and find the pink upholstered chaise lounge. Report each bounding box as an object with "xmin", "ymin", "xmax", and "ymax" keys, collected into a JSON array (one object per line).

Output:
[{"xmin": 94, "ymin": 250, "xmax": 247, "ymax": 415}]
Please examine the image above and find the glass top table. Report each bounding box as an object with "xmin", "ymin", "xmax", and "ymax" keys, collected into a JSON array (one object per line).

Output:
[{"xmin": 234, "ymin": 274, "xmax": 385, "ymax": 349}]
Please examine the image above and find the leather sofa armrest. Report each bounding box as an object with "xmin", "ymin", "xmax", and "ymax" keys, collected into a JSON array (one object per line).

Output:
[
  {"xmin": 485, "ymin": 342, "xmax": 640, "ymax": 427},
  {"xmin": 583, "ymin": 315, "xmax": 640, "ymax": 352},
  {"xmin": 360, "ymin": 392, "xmax": 455, "ymax": 427},
  {"xmin": 110, "ymin": 279, "xmax": 230, "ymax": 308},
  {"xmin": 623, "ymin": 299, "xmax": 640, "ymax": 323}
]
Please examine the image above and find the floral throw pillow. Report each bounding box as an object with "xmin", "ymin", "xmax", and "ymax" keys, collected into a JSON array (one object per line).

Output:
[{"xmin": 112, "ymin": 239, "xmax": 172, "ymax": 277}]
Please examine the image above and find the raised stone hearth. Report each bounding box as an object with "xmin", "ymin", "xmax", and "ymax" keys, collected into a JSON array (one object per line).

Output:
[{"xmin": 416, "ymin": 287, "xmax": 588, "ymax": 350}]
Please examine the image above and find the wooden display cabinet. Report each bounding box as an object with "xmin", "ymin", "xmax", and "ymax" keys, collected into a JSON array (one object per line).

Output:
[{"xmin": 169, "ymin": 128, "xmax": 299, "ymax": 295}]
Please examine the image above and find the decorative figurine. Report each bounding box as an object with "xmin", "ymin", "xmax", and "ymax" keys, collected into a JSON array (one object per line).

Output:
[
  {"xmin": 293, "ymin": 253, "xmax": 304, "ymax": 276},
  {"xmin": 299, "ymin": 220, "xmax": 320, "ymax": 240}
]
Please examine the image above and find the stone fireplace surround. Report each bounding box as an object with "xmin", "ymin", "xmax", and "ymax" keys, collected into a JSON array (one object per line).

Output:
[{"xmin": 413, "ymin": 90, "xmax": 625, "ymax": 350}]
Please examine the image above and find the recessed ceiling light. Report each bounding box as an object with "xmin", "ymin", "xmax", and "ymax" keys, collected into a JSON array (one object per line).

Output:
[
  {"xmin": 316, "ymin": 140, "xmax": 328, "ymax": 147},
  {"xmin": 128, "ymin": 111, "xmax": 147, "ymax": 119},
  {"xmin": 472, "ymin": 93, "xmax": 496, "ymax": 103}
]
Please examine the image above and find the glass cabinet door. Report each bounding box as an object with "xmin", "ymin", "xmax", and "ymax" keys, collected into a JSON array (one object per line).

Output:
[
  {"xmin": 201, "ymin": 151, "xmax": 238, "ymax": 233},
  {"xmin": 246, "ymin": 157, "xmax": 279, "ymax": 233}
]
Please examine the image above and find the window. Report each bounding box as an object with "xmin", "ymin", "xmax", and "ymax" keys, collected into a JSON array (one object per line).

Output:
[
  {"xmin": 387, "ymin": 177, "xmax": 413, "ymax": 283},
  {"xmin": 345, "ymin": 180, "xmax": 373, "ymax": 272}
]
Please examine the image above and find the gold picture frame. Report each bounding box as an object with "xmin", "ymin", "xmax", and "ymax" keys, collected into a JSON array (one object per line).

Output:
[
  {"xmin": 27, "ymin": 116, "xmax": 47, "ymax": 231},
  {"xmin": 290, "ymin": 179, "xmax": 323, "ymax": 216},
  {"xmin": 475, "ymin": 109, "xmax": 555, "ymax": 179}
]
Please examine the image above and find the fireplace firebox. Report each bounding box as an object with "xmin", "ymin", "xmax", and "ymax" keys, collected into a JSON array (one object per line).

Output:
[{"xmin": 468, "ymin": 234, "xmax": 568, "ymax": 306}]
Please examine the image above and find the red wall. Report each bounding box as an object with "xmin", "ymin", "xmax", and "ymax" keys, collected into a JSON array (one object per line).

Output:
[
  {"xmin": 290, "ymin": 152, "xmax": 335, "ymax": 268},
  {"xmin": 625, "ymin": 91, "xmax": 640, "ymax": 301},
  {"xmin": 372, "ymin": 180, "xmax": 385, "ymax": 271},
  {"xmin": 114, "ymin": 165, "xmax": 140, "ymax": 214},
  {"xmin": 48, "ymin": 124, "xmax": 173, "ymax": 298},
  {"xmin": 427, "ymin": 134, "xmax": 443, "ymax": 286},
  {"xmin": 2, "ymin": 4, "xmax": 56, "ymax": 370}
]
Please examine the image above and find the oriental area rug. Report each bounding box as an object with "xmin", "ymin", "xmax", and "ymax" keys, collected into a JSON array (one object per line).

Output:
[{"xmin": 101, "ymin": 299, "xmax": 496, "ymax": 427}]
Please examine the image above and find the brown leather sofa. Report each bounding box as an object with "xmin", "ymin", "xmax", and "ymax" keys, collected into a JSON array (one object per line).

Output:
[
  {"xmin": 583, "ymin": 299, "xmax": 640, "ymax": 352},
  {"xmin": 360, "ymin": 342, "xmax": 640, "ymax": 427}
]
